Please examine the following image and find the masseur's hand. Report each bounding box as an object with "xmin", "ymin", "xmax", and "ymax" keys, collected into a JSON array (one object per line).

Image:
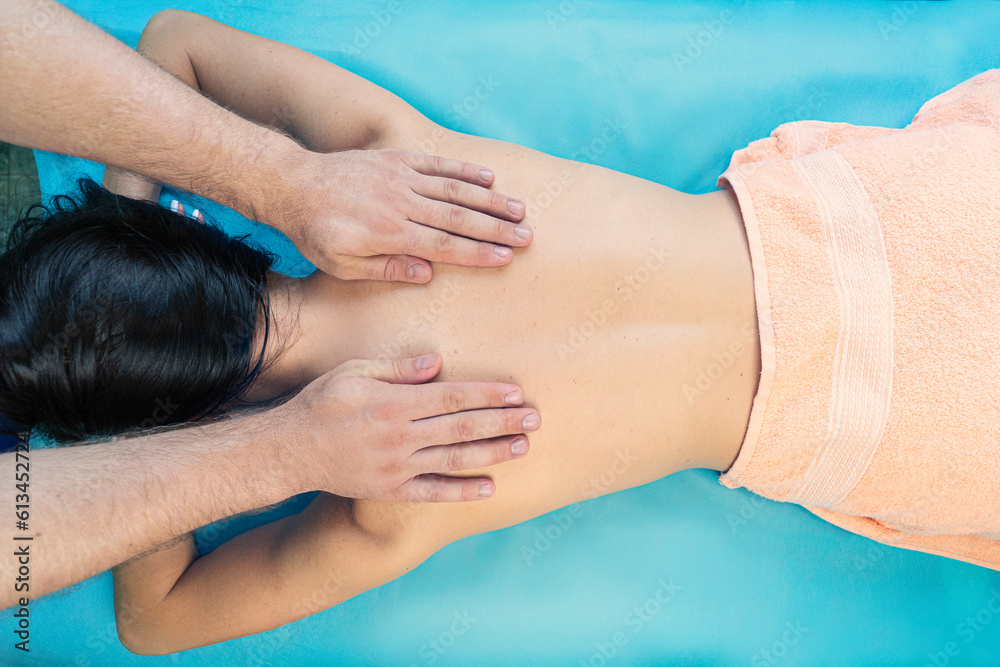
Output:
[
  {"xmin": 276, "ymin": 353, "xmax": 539, "ymax": 502},
  {"xmin": 279, "ymin": 149, "xmax": 531, "ymax": 283}
]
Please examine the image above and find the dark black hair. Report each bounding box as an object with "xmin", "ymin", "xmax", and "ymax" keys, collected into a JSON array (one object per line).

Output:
[{"xmin": 0, "ymin": 177, "xmax": 275, "ymax": 443}]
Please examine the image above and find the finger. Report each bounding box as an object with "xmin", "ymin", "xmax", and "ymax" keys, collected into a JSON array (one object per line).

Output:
[
  {"xmin": 396, "ymin": 474, "xmax": 497, "ymax": 502},
  {"xmin": 330, "ymin": 253, "xmax": 433, "ymax": 283},
  {"xmin": 336, "ymin": 354, "xmax": 442, "ymax": 384},
  {"xmin": 410, "ymin": 173, "xmax": 528, "ymax": 224},
  {"xmin": 411, "ymin": 435, "xmax": 530, "ymax": 473},
  {"xmin": 409, "ymin": 407, "xmax": 541, "ymax": 446},
  {"xmin": 410, "ymin": 193, "xmax": 532, "ymax": 248},
  {"xmin": 403, "ymin": 381, "xmax": 526, "ymax": 419},
  {"xmin": 399, "ymin": 152, "xmax": 500, "ymax": 188},
  {"xmin": 405, "ymin": 223, "xmax": 515, "ymax": 268}
]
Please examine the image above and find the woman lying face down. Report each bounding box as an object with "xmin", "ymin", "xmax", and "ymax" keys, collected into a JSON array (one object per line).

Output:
[{"xmin": 0, "ymin": 10, "xmax": 762, "ymax": 654}]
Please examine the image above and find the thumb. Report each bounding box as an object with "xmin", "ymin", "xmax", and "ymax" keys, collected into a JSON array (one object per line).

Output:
[
  {"xmin": 335, "ymin": 354, "xmax": 442, "ymax": 384},
  {"xmin": 333, "ymin": 254, "xmax": 433, "ymax": 283}
]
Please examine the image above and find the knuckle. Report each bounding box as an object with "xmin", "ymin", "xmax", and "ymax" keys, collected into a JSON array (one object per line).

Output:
[
  {"xmin": 370, "ymin": 399, "xmax": 402, "ymax": 422},
  {"xmin": 508, "ymin": 410, "xmax": 525, "ymax": 432},
  {"xmin": 445, "ymin": 178, "xmax": 462, "ymax": 200},
  {"xmin": 382, "ymin": 258, "xmax": 401, "ymax": 282},
  {"xmin": 454, "ymin": 415, "xmax": 476, "ymax": 442},
  {"xmin": 494, "ymin": 218, "xmax": 508, "ymax": 241},
  {"xmin": 447, "ymin": 205, "xmax": 467, "ymax": 229},
  {"xmin": 489, "ymin": 191, "xmax": 505, "ymax": 211},
  {"xmin": 384, "ymin": 429, "xmax": 406, "ymax": 453},
  {"xmin": 479, "ymin": 240, "xmax": 498, "ymax": 260},
  {"xmin": 446, "ymin": 446, "xmax": 467, "ymax": 471},
  {"xmin": 461, "ymin": 482, "xmax": 479, "ymax": 502},
  {"xmin": 434, "ymin": 231, "xmax": 454, "ymax": 252},
  {"xmin": 443, "ymin": 387, "xmax": 465, "ymax": 413},
  {"xmin": 370, "ymin": 216, "xmax": 402, "ymax": 240}
]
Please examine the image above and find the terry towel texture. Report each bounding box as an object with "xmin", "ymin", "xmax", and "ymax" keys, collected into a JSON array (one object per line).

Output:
[{"xmin": 718, "ymin": 69, "xmax": 1000, "ymax": 569}]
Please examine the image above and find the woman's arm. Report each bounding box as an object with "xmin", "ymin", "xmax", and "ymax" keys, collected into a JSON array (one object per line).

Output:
[
  {"xmin": 113, "ymin": 492, "xmax": 435, "ymax": 655},
  {"xmin": 105, "ymin": 8, "xmax": 416, "ymax": 199},
  {"xmin": 134, "ymin": 9, "xmax": 428, "ymax": 157},
  {"xmin": 107, "ymin": 9, "xmax": 530, "ymax": 277}
]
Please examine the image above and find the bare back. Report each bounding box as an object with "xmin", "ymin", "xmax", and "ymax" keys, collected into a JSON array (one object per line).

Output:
[{"xmin": 285, "ymin": 124, "xmax": 761, "ymax": 548}]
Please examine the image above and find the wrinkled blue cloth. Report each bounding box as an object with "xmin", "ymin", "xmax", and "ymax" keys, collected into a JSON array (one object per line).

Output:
[{"xmin": 20, "ymin": 1, "xmax": 1000, "ymax": 665}]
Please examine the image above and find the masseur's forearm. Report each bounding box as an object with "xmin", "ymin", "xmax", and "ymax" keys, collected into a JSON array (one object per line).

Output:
[
  {"xmin": 0, "ymin": 0, "xmax": 299, "ymax": 224},
  {"xmin": 0, "ymin": 413, "xmax": 302, "ymax": 609}
]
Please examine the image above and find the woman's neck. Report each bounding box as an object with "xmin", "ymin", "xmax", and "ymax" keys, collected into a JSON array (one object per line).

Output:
[{"xmin": 246, "ymin": 273, "xmax": 317, "ymax": 401}]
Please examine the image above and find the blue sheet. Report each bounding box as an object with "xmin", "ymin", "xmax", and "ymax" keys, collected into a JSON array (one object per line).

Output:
[{"xmin": 13, "ymin": 1, "xmax": 1000, "ymax": 665}]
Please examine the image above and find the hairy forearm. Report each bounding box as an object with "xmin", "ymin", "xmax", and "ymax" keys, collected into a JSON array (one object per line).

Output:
[
  {"xmin": 0, "ymin": 0, "xmax": 302, "ymax": 225},
  {"xmin": 0, "ymin": 413, "xmax": 304, "ymax": 609}
]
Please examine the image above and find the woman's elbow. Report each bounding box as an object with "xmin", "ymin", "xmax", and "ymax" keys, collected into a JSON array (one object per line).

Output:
[{"xmin": 115, "ymin": 603, "xmax": 181, "ymax": 657}]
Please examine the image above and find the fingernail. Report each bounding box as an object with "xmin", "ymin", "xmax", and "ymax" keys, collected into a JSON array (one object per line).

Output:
[
  {"xmin": 169, "ymin": 200, "xmax": 180, "ymax": 214},
  {"xmin": 479, "ymin": 169, "xmax": 494, "ymax": 182},
  {"xmin": 504, "ymin": 389, "xmax": 523, "ymax": 405},
  {"xmin": 416, "ymin": 353, "xmax": 438, "ymax": 370},
  {"xmin": 507, "ymin": 200, "xmax": 525, "ymax": 216},
  {"xmin": 514, "ymin": 225, "xmax": 532, "ymax": 240},
  {"xmin": 494, "ymin": 246, "xmax": 513, "ymax": 260},
  {"xmin": 480, "ymin": 482, "xmax": 494, "ymax": 498},
  {"xmin": 511, "ymin": 438, "xmax": 528, "ymax": 456},
  {"xmin": 408, "ymin": 263, "xmax": 429, "ymax": 282},
  {"xmin": 522, "ymin": 413, "xmax": 541, "ymax": 430}
]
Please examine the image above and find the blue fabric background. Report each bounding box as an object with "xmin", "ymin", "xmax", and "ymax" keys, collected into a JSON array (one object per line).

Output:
[{"xmin": 9, "ymin": 1, "xmax": 1000, "ymax": 665}]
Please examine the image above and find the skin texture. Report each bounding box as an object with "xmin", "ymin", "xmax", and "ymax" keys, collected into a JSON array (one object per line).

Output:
[
  {"xmin": 0, "ymin": 1, "xmax": 531, "ymax": 280},
  {"xmin": 106, "ymin": 12, "xmax": 761, "ymax": 655},
  {"xmin": 0, "ymin": 2, "xmax": 540, "ymax": 610}
]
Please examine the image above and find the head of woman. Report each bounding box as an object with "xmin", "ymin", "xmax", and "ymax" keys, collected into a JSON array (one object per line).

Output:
[{"xmin": 0, "ymin": 178, "xmax": 276, "ymax": 443}]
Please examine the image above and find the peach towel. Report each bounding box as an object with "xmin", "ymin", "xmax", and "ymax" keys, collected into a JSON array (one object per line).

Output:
[{"xmin": 718, "ymin": 70, "xmax": 1000, "ymax": 570}]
